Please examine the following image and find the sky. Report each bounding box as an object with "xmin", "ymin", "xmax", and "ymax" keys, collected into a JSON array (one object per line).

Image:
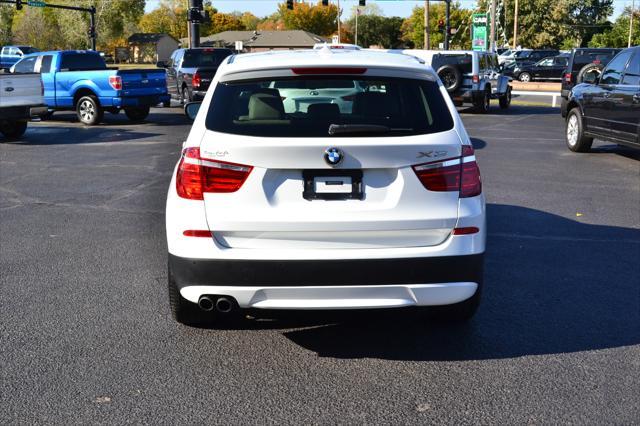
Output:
[{"xmin": 145, "ymin": 0, "xmax": 630, "ymax": 19}]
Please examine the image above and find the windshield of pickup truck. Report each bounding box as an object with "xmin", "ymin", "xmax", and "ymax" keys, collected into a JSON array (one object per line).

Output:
[
  {"xmin": 60, "ymin": 53, "xmax": 107, "ymax": 71},
  {"xmin": 182, "ymin": 50, "xmax": 232, "ymax": 68}
]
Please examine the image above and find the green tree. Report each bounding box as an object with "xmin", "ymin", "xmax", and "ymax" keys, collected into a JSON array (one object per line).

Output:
[
  {"xmin": 589, "ymin": 7, "xmax": 640, "ymax": 47},
  {"xmin": 278, "ymin": 1, "xmax": 338, "ymax": 36},
  {"xmin": 345, "ymin": 15, "xmax": 404, "ymax": 48},
  {"xmin": 239, "ymin": 12, "xmax": 261, "ymax": 31},
  {"xmin": 11, "ymin": 6, "xmax": 64, "ymax": 50},
  {"xmin": 401, "ymin": 2, "xmax": 472, "ymax": 49}
]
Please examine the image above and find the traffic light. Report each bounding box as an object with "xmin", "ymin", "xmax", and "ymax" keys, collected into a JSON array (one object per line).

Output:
[
  {"xmin": 359, "ymin": 0, "xmax": 366, "ymax": 6},
  {"xmin": 287, "ymin": 0, "xmax": 294, "ymax": 10},
  {"xmin": 438, "ymin": 19, "xmax": 445, "ymax": 31},
  {"xmin": 322, "ymin": 0, "xmax": 328, "ymax": 6},
  {"xmin": 16, "ymin": 0, "xmax": 22, "ymax": 10}
]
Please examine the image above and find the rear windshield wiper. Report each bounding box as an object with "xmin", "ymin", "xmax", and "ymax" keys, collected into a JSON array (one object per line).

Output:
[{"xmin": 328, "ymin": 124, "xmax": 414, "ymax": 136}]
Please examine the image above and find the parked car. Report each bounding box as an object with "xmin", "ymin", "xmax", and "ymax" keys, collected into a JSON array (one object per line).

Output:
[
  {"xmin": 0, "ymin": 45, "xmax": 38, "ymax": 71},
  {"xmin": 159, "ymin": 47, "xmax": 233, "ymax": 104},
  {"xmin": 0, "ymin": 73, "xmax": 48, "ymax": 140},
  {"xmin": 505, "ymin": 55, "xmax": 569, "ymax": 82},
  {"xmin": 11, "ymin": 50, "xmax": 170, "ymax": 125},
  {"xmin": 500, "ymin": 49, "xmax": 560, "ymax": 67},
  {"xmin": 563, "ymin": 46, "xmax": 639, "ymax": 152},
  {"xmin": 560, "ymin": 48, "xmax": 623, "ymax": 104},
  {"xmin": 168, "ymin": 49, "xmax": 485, "ymax": 326},
  {"xmin": 402, "ymin": 49, "xmax": 512, "ymax": 113},
  {"xmin": 498, "ymin": 48, "xmax": 526, "ymax": 65}
]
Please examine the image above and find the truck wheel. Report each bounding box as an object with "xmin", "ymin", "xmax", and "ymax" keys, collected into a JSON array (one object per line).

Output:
[
  {"xmin": 124, "ymin": 106, "xmax": 150, "ymax": 122},
  {"xmin": 577, "ymin": 63, "xmax": 603, "ymax": 83},
  {"xmin": 423, "ymin": 283, "xmax": 481, "ymax": 323},
  {"xmin": 518, "ymin": 72, "xmax": 532, "ymax": 82},
  {"xmin": 0, "ymin": 120, "xmax": 28, "ymax": 140},
  {"xmin": 436, "ymin": 64, "xmax": 462, "ymax": 93},
  {"xmin": 499, "ymin": 86, "xmax": 512, "ymax": 109},
  {"xmin": 474, "ymin": 88, "xmax": 491, "ymax": 114},
  {"xmin": 181, "ymin": 86, "xmax": 192, "ymax": 104},
  {"xmin": 566, "ymin": 108, "xmax": 593, "ymax": 152},
  {"xmin": 76, "ymin": 95, "xmax": 103, "ymax": 126}
]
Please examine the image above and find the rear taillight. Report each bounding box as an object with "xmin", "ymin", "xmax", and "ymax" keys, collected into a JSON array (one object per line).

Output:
[
  {"xmin": 472, "ymin": 74, "xmax": 479, "ymax": 84},
  {"xmin": 176, "ymin": 147, "xmax": 252, "ymax": 200},
  {"xmin": 108, "ymin": 75, "xmax": 122, "ymax": 90},
  {"xmin": 413, "ymin": 145, "xmax": 481, "ymax": 198},
  {"xmin": 564, "ymin": 72, "xmax": 572, "ymax": 83},
  {"xmin": 192, "ymin": 72, "xmax": 201, "ymax": 89}
]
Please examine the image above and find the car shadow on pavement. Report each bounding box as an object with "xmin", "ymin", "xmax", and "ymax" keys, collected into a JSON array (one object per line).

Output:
[
  {"xmin": 7, "ymin": 126, "xmax": 162, "ymax": 145},
  {"xmin": 470, "ymin": 138, "xmax": 487, "ymax": 150},
  {"xmin": 271, "ymin": 204, "xmax": 640, "ymax": 361},
  {"xmin": 590, "ymin": 143, "xmax": 640, "ymax": 161}
]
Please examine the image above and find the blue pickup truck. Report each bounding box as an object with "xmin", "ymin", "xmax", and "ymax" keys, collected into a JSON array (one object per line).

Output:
[
  {"xmin": 0, "ymin": 46, "xmax": 39, "ymax": 71},
  {"xmin": 11, "ymin": 50, "xmax": 169, "ymax": 125}
]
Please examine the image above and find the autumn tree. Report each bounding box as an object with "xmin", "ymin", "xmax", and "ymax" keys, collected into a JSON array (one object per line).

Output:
[
  {"xmin": 0, "ymin": 5, "xmax": 15, "ymax": 46},
  {"xmin": 278, "ymin": 1, "xmax": 338, "ymax": 36},
  {"xmin": 401, "ymin": 2, "xmax": 471, "ymax": 49},
  {"xmin": 589, "ymin": 7, "xmax": 640, "ymax": 47},
  {"xmin": 206, "ymin": 13, "xmax": 245, "ymax": 36},
  {"xmin": 345, "ymin": 15, "xmax": 404, "ymax": 48}
]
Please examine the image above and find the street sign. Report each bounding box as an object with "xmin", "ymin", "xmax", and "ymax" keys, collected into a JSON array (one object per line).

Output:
[
  {"xmin": 471, "ymin": 13, "xmax": 488, "ymax": 51},
  {"xmin": 27, "ymin": 0, "xmax": 46, "ymax": 6},
  {"xmin": 234, "ymin": 41, "xmax": 243, "ymax": 51}
]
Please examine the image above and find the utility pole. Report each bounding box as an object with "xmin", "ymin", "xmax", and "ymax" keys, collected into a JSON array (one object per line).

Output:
[
  {"xmin": 629, "ymin": 0, "xmax": 635, "ymax": 48},
  {"xmin": 424, "ymin": 0, "xmax": 430, "ymax": 49},
  {"xmin": 444, "ymin": 0, "xmax": 450, "ymax": 50},
  {"xmin": 355, "ymin": 6, "xmax": 358, "ymax": 46},
  {"xmin": 489, "ymin": 0, "xmax": 496, "ymax": 52},
  {"xmin": 337, "ymin": 0, "xmax": 341, "ymax": 43},
  {"xmin": 513, "ymin": 0, "xmax": 518, "ymax": 49}
]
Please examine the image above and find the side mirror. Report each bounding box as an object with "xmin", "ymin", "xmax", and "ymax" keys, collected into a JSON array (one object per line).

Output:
[
  {"xmin": 156, "ymin": 60, "xmax": 167, "ymax": 68},
  {"xmin": 184, "ymin": 102, "xmax": 201, "ymax": 120},
  {"xmin": 583, "ymin": 71, "xmax": 599, "ymax": 85}
]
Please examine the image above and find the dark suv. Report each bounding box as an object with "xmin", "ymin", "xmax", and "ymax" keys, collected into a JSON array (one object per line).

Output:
[
  {"xmin": 159, "ymin": 47, "xmax": 233, "ymax": 104},
  {"xmin": 560, "ymin": 48, "xmax": 622, "ymax": 105},
  {"xmin": 563, "ymin": 46, "xmax": 639, "ymax": 152}
]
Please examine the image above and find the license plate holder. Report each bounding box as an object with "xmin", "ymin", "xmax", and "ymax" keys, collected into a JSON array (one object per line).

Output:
[{"xmin": 303, "ymin": 169, "xmax": 363, "ymax": 200}]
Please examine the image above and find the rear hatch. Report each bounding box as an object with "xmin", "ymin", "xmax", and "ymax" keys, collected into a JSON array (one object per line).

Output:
[
  {"xmin": 196, "ymin": 69, "xmax": 466, "ymax": 250},
  {"xmin": 118, "ymin": 69, "xmax": 167, "ymax": 97}
]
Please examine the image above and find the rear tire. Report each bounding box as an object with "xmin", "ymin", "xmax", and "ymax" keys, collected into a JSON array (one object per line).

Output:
[
  {"xmin": 425, "ymin": 285, "xmax": 481, "ymax": 323},
  {"xmin": 499, "ymin": 86, "xmax": 512, "ymax": 109},
  {"xmin": 76, "ymin": 95, "xmax": 103, "ymax": 125},
  {"xmin": 181, "ymin": 86, "xmax": 192, "ymax": 104},
  {"xmin": 168, "ymin": 261, "xmax": 207, "ymax": 326},
  {"xmin": 577, "ymin": 63, "xmax": 603, "ymax": 83},
  {"xmin": 124, "ymin": 106, "xmax": 150, "ymax": 122},
  {"xmin": 565, "ymin": 108, "xmax": 593, "ymax": 152},
  {"xmin": 518, "ymin": 72, "xmax": 532, "ymax": 82},
  {"xmin": 0, "ymin": 120, "xmax": 28, "ymax": 140},
  {"xmin": 474, "ymin": 88, "xmax": 491, "ymax": 114}
]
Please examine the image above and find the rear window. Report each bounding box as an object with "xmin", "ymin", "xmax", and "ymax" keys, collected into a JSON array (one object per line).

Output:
[
  {"xmin": 19, "ymin": 47, "xmax": 38, "ymax": 54},
  {"xmin": 182, "ymin": 49, "xmax": 232, "ymax": 68},
  {"xmin": 60, "ymin": 53, "xmax": 106, "ymax": 71},
  {"xmin": 205, "ymin": 76, "xmax": 454, "ymax": 138},
  {"xmin": 571, "ymin": 49, "xmax": 620, "ymax": 71},
  {"xmin": 431, "ymin": 54, "xmax": 473, "ymax": 74}
]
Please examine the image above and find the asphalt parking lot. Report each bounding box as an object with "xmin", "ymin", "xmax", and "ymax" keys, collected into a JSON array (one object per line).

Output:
[{"xmin": 1, "ymin": 105, "xmax": 638, "ymax": 423}]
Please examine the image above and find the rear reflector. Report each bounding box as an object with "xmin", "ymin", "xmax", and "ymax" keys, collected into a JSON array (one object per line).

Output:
[
  {"xmin": 176, "ymin": 147, "xmax": 253, "ymax": 200},
  {"xmin": 291, "ymin": 67, "xmax": 367, "ymax": 75},
  {"xmin": 183, "ymin": 230, "xmax": 212, "ymax": 237},
  {"xmin": 413, "ymin": 145, "xmax": 482, "ymax": 198},
  {"xmin": 472, "ymin": 74, "xmax": 479, "ymax": 84},
  {"xmin": 452, "ymin": 227, "xmax": 479, "ymax": 235},
  {"xmin": 564, "ymin": 72, "xmax": 572, "ymax": 83}
]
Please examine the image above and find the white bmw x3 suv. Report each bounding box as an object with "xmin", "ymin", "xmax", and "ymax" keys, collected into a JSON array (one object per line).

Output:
[{"xmin": 166, "ymin": 48, "xmax": 486, "ymax": 326}]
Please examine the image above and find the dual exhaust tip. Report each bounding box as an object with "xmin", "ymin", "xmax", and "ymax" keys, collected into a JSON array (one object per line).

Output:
[{"xmin": 198, "ymin": 295, "xmax": 236, "ymax": 314}]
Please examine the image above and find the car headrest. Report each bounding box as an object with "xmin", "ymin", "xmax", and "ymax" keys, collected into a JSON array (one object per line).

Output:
[
  {"xmin": 307, "ymin": 103, "xmax": 340, "ymax": 120},
  {"xmin": 248, "ymin": 89, "xmax": 285, "ymax": 120},
  {"xmin": 352, "ymin": 92, "xmax": 391, "ymax": 117}
]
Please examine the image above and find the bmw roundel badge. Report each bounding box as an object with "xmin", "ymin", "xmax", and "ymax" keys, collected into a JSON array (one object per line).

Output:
[{"xmin": 324, "ymin": 147, "xmax": 344, "ymax": 167}]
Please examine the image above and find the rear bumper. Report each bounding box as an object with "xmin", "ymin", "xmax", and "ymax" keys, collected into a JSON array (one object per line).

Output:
[
  {"xmin": 0, "ymin": 105, "xmax": 48, "ymax": 120},
  {"xmin": 112, "ymin": 94, "xmax": 170, "ymax": 108},
  {"xmin": 193, "ymin": 90, "xmax": 207, "ymax": 101},
  {"xmin": 170, "ymin": 253, "xmax": 483, "ymax": 308}
]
